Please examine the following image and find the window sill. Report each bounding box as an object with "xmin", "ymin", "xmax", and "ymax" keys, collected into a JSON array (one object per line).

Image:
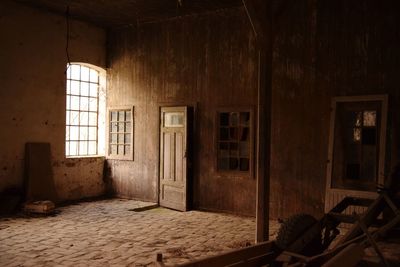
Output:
[
  {"xmin": 215, "ymin": 171, "xmax": 253, "ymax": 179},
  {"xmin": 106, "ymin": 156, "xmax": 133, "ymax": 161},
  {"xmin": 66, "ymin": 155, "xmax": 105, "ymax": 159}
]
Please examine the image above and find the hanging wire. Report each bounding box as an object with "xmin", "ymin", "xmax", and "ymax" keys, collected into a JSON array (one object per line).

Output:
[
  {"xmin": 65, "ymin": 5, "xmax": 72, "ymax": 73},
  {"xmin": 176, "ymin": 0, "xmax": 183, "ymax": 17}
]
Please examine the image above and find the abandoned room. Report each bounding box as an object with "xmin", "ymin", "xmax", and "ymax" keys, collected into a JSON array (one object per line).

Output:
[{"xmin": 1, "ymin": 0, "xmax": 400, "ymax": 266}]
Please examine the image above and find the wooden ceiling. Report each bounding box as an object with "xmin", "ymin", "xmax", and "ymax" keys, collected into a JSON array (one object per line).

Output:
[{"xmin": 15, "ymin": 0, "xmax": 243, "ymax": 28}]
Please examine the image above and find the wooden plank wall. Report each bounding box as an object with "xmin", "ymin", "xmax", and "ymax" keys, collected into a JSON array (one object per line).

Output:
[
  {"xmin": 106, "ymin": 7, "xmax": 258, "ymax": 215},
  {"xmin": 270, "ymin": 0, "xmax": 400, "ymax": 219},
  {"xmin": 106, "ymin": 0, "xmax": 400, "ymax": 218}
]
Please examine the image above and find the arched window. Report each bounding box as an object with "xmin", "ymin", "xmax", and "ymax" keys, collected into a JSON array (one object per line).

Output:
[{"xmin": 65, "ymin": 63, "xmax": 106, "ymax": 157}]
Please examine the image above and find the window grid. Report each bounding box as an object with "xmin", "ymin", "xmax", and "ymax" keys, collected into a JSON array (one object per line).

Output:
[
  {"xmin": 66, "ymin": 64, "xmax": 100, "ymax": 156},
  {"xmin": 217, "ymin": 111, "xmax": 251, "ymax": 173},
  {"xmin": 109, "ymin": 109, "xmax": 132, "ymax": 157}
]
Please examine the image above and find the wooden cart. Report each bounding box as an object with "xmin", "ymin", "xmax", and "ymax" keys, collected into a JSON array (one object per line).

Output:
[{"xmin": 156, "ymin": 188, "xmax": 400, "ymax": 267}]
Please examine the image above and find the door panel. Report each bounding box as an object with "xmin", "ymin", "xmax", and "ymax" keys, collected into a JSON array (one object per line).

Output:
[
  {"xmin": 175, "ymin": 132, "xmax": 183, "ymax": 182},
  {"xmin": 159, "ymin": 106, "xmax": 188, "ymax": 211}
]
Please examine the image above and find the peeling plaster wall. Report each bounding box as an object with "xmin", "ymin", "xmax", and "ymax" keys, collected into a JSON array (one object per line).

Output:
[{"xmin": 0, "ymin": 1, "xmax": 106, "ymax": 201}]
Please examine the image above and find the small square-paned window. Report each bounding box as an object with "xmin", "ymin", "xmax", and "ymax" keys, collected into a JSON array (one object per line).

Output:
[
  {"xmin": 217, "ymin": 110, "xmax": 252, "ymax": 176},
  {"xmin": 108, "ymin": 107, "xmax": 134, "ymax": 160}
]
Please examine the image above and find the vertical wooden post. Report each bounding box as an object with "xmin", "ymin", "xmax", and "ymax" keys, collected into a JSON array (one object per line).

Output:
[
  {"xmin": 243, "ymin": 0, "xmax": 273, "ymax": 243},
  {"xmin": 256, "ymin": 46, "xmax": 272, "ymax": 243},
  {"xmin": 243, "ymin": 0, "xmax": 274, "ymax": 243}
]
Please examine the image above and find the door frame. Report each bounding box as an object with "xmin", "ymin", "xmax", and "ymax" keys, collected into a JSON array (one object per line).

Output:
[
  {"xmin": 324, "ymin": 94, "xmax": 388, "ymax": 212},
  {"xmin": 157, "ymin": 102, "xmax": 197, "ymax": 210}
]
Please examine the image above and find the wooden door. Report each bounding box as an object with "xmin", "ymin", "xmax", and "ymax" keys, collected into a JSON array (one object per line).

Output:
[{"xmin": 159, "ymin": 106, "xmax": 188, "ymax": 211}]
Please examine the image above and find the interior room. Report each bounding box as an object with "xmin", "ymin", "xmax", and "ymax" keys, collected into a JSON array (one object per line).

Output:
[{"xmin": 1, "ymin": 0, "xmax": 400, "ymax": 266}]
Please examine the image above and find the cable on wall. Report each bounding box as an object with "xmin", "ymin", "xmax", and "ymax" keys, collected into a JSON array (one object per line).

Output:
[{"xmin": 65, "ymin": 5, "xmax": 72, "ymax": 73}]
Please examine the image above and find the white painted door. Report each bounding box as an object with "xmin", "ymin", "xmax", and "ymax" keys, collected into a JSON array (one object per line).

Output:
[{"xmin": 159, "ymin": 106, "xmax": 188, "ymax": 211}]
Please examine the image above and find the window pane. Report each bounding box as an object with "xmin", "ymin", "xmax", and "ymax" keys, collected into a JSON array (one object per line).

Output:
[
  {"xmin": 66, "ymin": 95, "xmax": 71, "ymax": 110},
  {"xmin": 70, "ymin": 65, "xmax": 80, "ymax": 80},
  {"xmin": 118, "ymin": 111, "xmax": 125, "ymax": 121},
  {"xmin": 118, "ymin": 123, "xmax": 124, "ymax": 132},
  {"xmin": 70, "ymin": 80, "xmax": 80, "ymax": 95},
  {"xmin": 240, "ymin": 127, "xmax": 249, "ymax": 141},
  {"xmin": 70, "ymin": 111, "xmax": 79, "ymax": 125},
  {"xmin": 229, "ymin": 128, "xmax": 237, "ymax": 140},
  {"xmin": 219, "ymin": 142, "xmax": 229, "ymax": 150},
  {"xmin": 220, "ymin": 113, "xmax": 229, "ymax": 126},
  {"xmin": 89, "ymin": 83, "xmax": 98, "ymax": 97},
  {"xmin": 125, "ymin": 134, "xmax": 131, "ymax": 144},
  {"xmin": 69, "ymin": 141, "xmax": 78, "ymax": 156},
  {"xmin": 81, "ymin": 66, "xmax": 90, "ymax": 82},
  {"xmin": 66, "ymin": 126, "xmax": 70, "ymax": 140},
  {"xmin": 355, "ymin": 112, "xmax": 362, "ymax": 127},
  {"xmin": 240, "ymin": 112, "xmax": 250, "ymax": 126},
  {"xmin": 125, "ymin": 145, "xmax": 130, "ymax": 155},
  {"xmin": 219, "ymin": 149, "xmax": 229, "ymax": 157},
  {"xmin": 89, "ymin": 127, "xmax": 97, "ymax": 140},
  {"xmin": 66, "ymin": 111, "xmax": 70, "ymax": 125},
  {"xmin": 65, "ymin": 141, "xmax": 70, "ymax": 156},
  {"xmin": 90, "ymin": 69, "xmax": 98, "ymax": 83},
  {"xmin": 81, "ymin": 82, "xmax": 89, "ymax": 96},
  {"xmin": 164, "ymin": 112, "xmax": 184, "ymax": 127},
  {"xmin": 80, "ymin": 112, "xmax": 89, "ymax": 125},
  {"xmin": 363, "ymin": 111, "xmax": 376, "ymax": 127},
  {"xmin": 67, "ymin": 64, "xmax": 71, "ymax": 79},
  {"xmin": 240, "ymin": 158, "xmax": 249, "ymax": 171},
  {"xmin": 118, "ymin": 145, "xmax": 124, "ymax": 154},
  {"xmin": 80, "ymin": 127, "xmax": 88, "ymax": 140},
  {"xmin": 111, "ymin": 122, "xmax": 118, "ymax": 132},
  {"xmin": 66, "ymin": 80, "xmax": 71, "ymax": 94},
  {"xmin": 80, "ymin": 97, "xmax": 89, "ymax": 111},
  {"xmin": 80, "ymin": 141, "xmax": 88, "ymax": 155},
  {"xmin": 239, "ymin": 142, "xmax": 249, "ymax": 157},
  {"xmin": 230, "ymin": 112, "xmax": 238, "ymax": 126},
  {"xmin": 353, "ymin": 128, "xmax": 361, "ymax": 142},
  {"xmin": 220, "ymin": 128, "xmax": 229, "ymax": 140},
  {"xmin": 111, "ymin": 133, "xmax": 117, "ymax": 143},
  {"xmin": 70, "ymin": 126, "xmax": 79, "ymax": 140},
  {"xmin": 111, "ymin": 111, "xmax": 118, "ymax": 121},
  {"xmin": 118, "ymin": 134, "xmax": 124, "ymax": 143},
  {"xmin": 230, "ymin": 142, "xmax": 238, "ymax": 150},
  {"xmin": 125, "ymin": 122, "xmax": 131, "ymax": 133},
  {"xmin": 362, "ymin": 128, "xmax": 376, "ymax": 145},
  {"xmin": 110, "ymin": 145, "xmax": 117, "ymax": 155},
  {"xmin": 89, "ymin": 113, "xmax": 97, "ymax": 126},
  {"xmin": 218, "ymin": 158, "xmax": 229, "ymax": 170},
  {"xmin": 230, "ymin": 148, "xmax": 238, "ymax": 156},
  {"xmin": 229, "ymin": 158, "xmax": 239, "ymax": 170},
  {"xmin": 89, "ymin": 97, "xmax": 97, "ymax": 112},
  {"xmin": 126, "ymin": 111, "xmax": 131, "ymax": 121},
  {"xmin": 88, "ymin": 141, "xmax": 97, "ymax": 155},
  {"xmin": 71, "ymin": 96, "xmax": 80, "ymax": 110}
]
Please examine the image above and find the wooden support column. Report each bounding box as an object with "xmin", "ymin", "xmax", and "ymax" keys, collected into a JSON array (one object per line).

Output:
[
  {"xmin": 243, "ymin": 0, "xmax": 273, "ymax": 243},
  {"xmin": 256, "ymin": 48, "xmax": 272, "ymax": 243}
]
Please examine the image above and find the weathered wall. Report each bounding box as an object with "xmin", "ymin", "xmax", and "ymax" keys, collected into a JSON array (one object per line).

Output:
[
  {"xmin": 107, "ymin": 8, "xmax": 258, "ymax": 215},
  {"xmin": 107, "ymin": 1, "xmax": 400, "ymax": 218},
  {"xmin": 270, "ymin": 0, "xmax": 400, "ymax": 219},
  {"xmin": 0, "ymin": 1, "xmax": 107, "ymax": 202}
]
